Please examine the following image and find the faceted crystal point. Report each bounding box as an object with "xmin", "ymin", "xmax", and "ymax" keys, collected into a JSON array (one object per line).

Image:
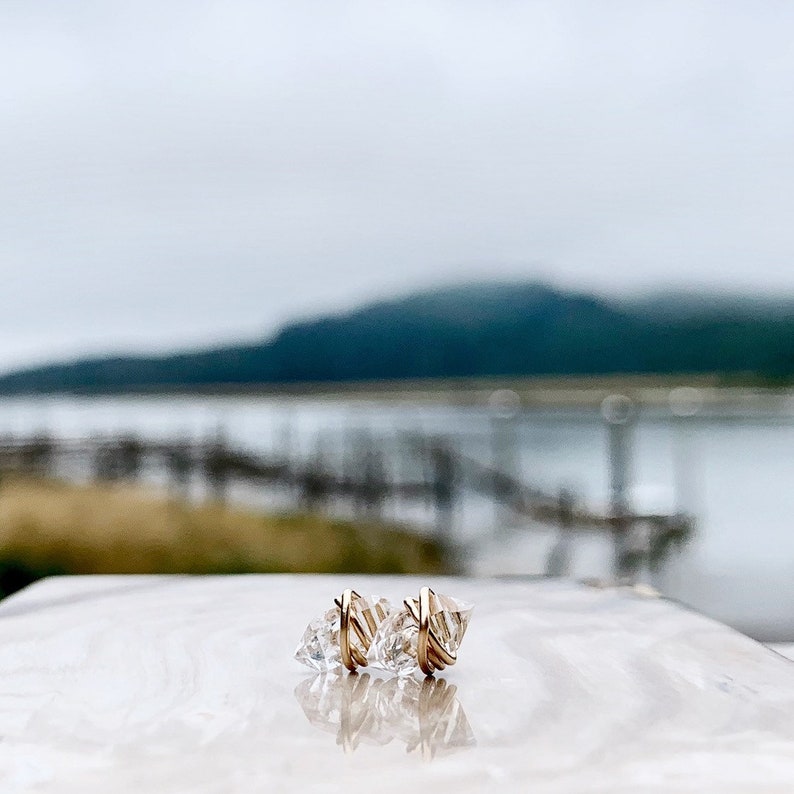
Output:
[
  {"xmin": 294, "ymin": 595, "xmax": 393, "ymax": 673},
  {"xmin": 428, "ymin": 593, "xmax": 473, "ymax": 656},
  {"xmin": 366, "ymin": 592, "xmax": 473, "ymax": 677},
  {"xmin": 367, "ymin": 609, "xmax": 421, "ymax": 676},
  {"xmin": 294, "ymin": 606, "xmax": 343, "ymax": 672}
]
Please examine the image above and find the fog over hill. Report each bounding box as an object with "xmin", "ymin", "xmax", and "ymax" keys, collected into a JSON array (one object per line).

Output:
[{"xmin": 0, "ymin": 282, "xmax": 792, "ymax": 393}]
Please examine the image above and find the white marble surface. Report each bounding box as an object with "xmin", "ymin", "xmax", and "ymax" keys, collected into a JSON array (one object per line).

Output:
[
  {"xmin": 1, "ymin": 575, "xmax": 794, "ymax": 793},
  {"xmin": 770, "ymin": 643, "xmax": 794, "ymax": 662}
]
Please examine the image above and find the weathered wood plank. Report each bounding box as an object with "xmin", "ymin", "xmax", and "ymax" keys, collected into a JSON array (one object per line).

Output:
[{"xmin": 0, "ymin": 575, "xmax": 793, "ymax": 792}]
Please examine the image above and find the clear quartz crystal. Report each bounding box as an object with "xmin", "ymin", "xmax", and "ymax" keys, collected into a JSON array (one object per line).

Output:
[
  {"xmin": 366, "ymin": 609, "xmax": 420, "ymax": 676},
  {"xmin": 294, "ymin": 606, "xmax": 343, "ymax": 673},
  {"xmin": 366, "ymin": 593, "xmax": 473, "ymax": 676},
  {"xmin": 429, "ymin": 593, "xmax": 473, "ymax": 654},
  {"xmin": 294, "ymin": 595, "xmax": 392, "ymax": 673}
]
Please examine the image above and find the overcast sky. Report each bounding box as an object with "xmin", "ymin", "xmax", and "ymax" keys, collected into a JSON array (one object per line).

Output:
[{"xmin": 2, "ymin": 1, "xmax": 793, "ymax": 370}]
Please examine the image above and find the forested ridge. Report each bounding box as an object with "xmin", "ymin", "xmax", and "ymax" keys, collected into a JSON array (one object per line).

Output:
[{"xmin": 1, "ymin": 282, "xmax": 792, "ymax": 392}]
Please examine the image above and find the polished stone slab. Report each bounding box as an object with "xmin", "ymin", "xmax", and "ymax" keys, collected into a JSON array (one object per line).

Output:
[
  {"xmin": 770, "ymin": 643, "xmax": 794, "ymax": 661},
  {"xmin": 1, "ymin": 574, "xmax": 794, "ymax": 792}
]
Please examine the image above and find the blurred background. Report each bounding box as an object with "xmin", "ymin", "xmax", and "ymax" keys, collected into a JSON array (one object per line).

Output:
[{"xmin": 0, "ymin": 1, "xmax": 792, "ymax": 641}]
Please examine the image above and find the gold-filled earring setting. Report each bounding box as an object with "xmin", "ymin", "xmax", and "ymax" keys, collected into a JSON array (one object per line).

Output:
[
  {"xmin": 294, "ymin": 589, "xmax": 392, "ymax": 673},
  {"xmin": 367, "ymin": 587, "xmax": 473, "ymax": 677},
  {"xmin": 406, "ymin": 586, "xmax": 462, "ymax": 676}
]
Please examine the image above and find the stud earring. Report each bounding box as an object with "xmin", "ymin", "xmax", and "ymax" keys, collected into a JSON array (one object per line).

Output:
[
  {"xmin": 367, "ymin": 587, "xmax": 473, "ymax": 677},
  {"xmin": 294, "ymin": 589, "xmax": 392, "ymax": 673}
]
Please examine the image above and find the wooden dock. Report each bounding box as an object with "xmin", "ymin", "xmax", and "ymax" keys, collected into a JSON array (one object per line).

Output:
[
  {"xmin": 0, "ymin": 428, "xmax": 693, "ymax": 578},
  {"xmin": 0, "ymin": 575, "xmax": 793, "ymax": 791}
]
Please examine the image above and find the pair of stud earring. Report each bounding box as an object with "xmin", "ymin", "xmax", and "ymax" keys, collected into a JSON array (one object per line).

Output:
[{"xmin": 294, "ymin": 587, "xmax": 473, "ymax": 677}]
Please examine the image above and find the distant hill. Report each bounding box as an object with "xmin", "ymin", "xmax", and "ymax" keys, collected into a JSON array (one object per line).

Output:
[{"xmin": 0, "ymin": 281, "xmax": 792, "ymax": 393}]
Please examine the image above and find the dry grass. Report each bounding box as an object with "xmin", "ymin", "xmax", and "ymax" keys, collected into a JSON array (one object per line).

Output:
[{"xmin": 0, "ymin": 477, "xmax": 446, "ymax": 582}]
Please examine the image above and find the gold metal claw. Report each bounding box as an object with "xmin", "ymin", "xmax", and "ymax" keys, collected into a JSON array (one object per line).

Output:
[
  {"xmin": 334, "ymin": 589, "xmax": 371, "ymax": 672},
  {"xmin": 404, "ymin": 586, "xmax": 461, "ymax": 676}
]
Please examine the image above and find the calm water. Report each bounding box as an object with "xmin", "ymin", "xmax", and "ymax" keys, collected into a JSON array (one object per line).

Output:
[{"xmin": 1, "ymin": 394, "xmax": 793, "ymax": 639}]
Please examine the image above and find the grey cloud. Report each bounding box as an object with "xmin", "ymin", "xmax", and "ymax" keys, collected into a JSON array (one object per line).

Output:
[{"xmin": 1, "ymin": 0, "xmax": 793, "ymax": 368}]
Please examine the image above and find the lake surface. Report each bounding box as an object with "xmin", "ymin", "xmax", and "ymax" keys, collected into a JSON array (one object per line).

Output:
[{"xmin": 1, "ymin": 393, "xmax": 793, "ymax": 640}]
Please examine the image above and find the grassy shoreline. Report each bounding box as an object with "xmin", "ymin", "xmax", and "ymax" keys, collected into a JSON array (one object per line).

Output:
[
  {"xmin": 1, "ymin": 373, "xmax": 790, "ymax": 407},
  {"xmin": 0, "ymin": 477, "xmax": 446, "ymax": 597}
]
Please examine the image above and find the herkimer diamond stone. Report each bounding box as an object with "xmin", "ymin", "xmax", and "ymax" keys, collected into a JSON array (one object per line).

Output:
[
  {"xmin": 366, "ymin": 609, "xmax": 420, "ymax": 676},
  {"xmin": 294, "ymin": 607, "xmax": 343, "ymax": 673},
  {"xmin": 428, "ymin": 592, "xmax": 473, "ymax": 655},
  {"xmin": 366, "ymin": 593, "xmax": 473, "ymax": 676},
  {"xmin": 294, "ymin": 595, "xmax": 393, "ymax": 673}
]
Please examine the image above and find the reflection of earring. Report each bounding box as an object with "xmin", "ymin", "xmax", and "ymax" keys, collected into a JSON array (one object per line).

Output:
[
  {"xmin": 294, "ymin": 673, "xmax": 388, "ymax": 752},
  {"xmin": 367, "ymin": 587, "xmax": 473, "ymax": 677},
  {"xmin": 294, "ymin": 672, "xmax": 476, "ymax": 757},
  {"xmin": 411, "ymin": 676, "xmax": 475, "ymax": 760},
  {"xmin": 294, "ymin": 589, "xmax": 392, "ymax": 673}
]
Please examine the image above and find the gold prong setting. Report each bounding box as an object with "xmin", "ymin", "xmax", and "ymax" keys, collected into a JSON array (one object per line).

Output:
[
  {"xmin": 294, "ymin": 590, "xmax": 392, "ymax": 674},
  {"xmin": 333, "ymin": 588, "xmax": 390, "ymax": 672},
  {"xmin": 296, "ymin": 587, "xmax": 472, "ymax": 677},
  {"xmin": 367, "ymin": 588, "xmax": 473, "ymax": 678},
  {"xmin": 405, "ymin": 587, "xmax": 469, "ymax": 676}
]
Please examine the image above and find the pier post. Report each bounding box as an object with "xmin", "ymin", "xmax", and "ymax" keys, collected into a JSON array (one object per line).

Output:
[
  {"xmin": 204, "ymin": 426, "xmax": 230, "ymax": 504},
  {"xmin": 488, "ymin": 389, "xmax": 521, "ymax": 532},
  {"xmin": 602, "ymin": 394, "xmax": 636, "ymax": 581},
  {"xmin": 546, "ymin": 488, "xmax": 575, "ymax": 576}
]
